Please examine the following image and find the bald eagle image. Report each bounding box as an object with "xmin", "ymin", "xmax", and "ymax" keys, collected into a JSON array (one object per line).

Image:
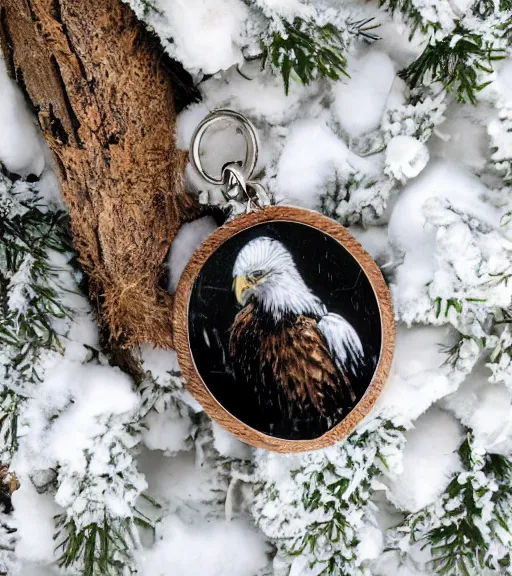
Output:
[{"xmin": 229, "ymin": 236, "xmax": 366, "ymax": 439}]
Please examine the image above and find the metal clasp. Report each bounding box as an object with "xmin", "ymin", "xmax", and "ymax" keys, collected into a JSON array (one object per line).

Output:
[{"xmin": 189, "ymin": 109, "xmax": 271, "ymax": 215}]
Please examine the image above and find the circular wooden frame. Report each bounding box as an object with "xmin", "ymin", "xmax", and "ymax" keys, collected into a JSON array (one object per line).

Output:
[{"xmin": 174, "ymin": 206, "xmax": 394, "ymax": 453}]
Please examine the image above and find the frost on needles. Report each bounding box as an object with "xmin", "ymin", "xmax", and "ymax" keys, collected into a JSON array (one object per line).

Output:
[
  {"xmin": 0, "ymin": 171, "xmax": 71, "ymax": 462},
  {"xmin": 0, "ymin": 166, "xmax": 194, "ymax": 575},
  {"xmin": 4, "ymin": 0, "xmax": 512, "ymax": 574},
  {"xmin": 390, "ymin": 433, "xmax": 512, "ymax": 575},
  {"xmin": 251, "ymin": 420, "xmax": 406, "ymax": 576}
]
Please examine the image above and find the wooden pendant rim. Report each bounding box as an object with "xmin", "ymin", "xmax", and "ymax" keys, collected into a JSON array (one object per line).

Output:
[{"xmin": 174, "ymin": 206, "xmax": 395, "ymax": 453}]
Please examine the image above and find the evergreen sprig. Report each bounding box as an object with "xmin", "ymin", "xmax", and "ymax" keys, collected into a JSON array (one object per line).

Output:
[
  {"xmin": 378, "ymin": 0, "xmax": 435, "ymax": 37},
  {"xmin": 396, "ymin": 434, "xmax": 512, "ymax": 575},
  {"xmin": 0, "ymin": 182, "xmax": 71, "ymax": 349},
  {"xmin": 473, "ymin": 0, "xmax": 512, "ymax": 18},
  {"xmin": 0, "ymin": 173, "xmax": 73, "ymax": 459},
  {"xmin": 0, "ymin": 391, "xmax": 20, "ymax": 457},
  {"xmin": 291, "ymin": 422, "xmax": 404, "ymax": 573},
  {"xmin": 52, "ymin": 404, "xmax": 148, "ymax": 576},
  {"xmin": 253, "ymin": 420, "xmax": 406, "ymax": 575},
  {"xmin": 399, "ymin": 24, "xmax": 506, "ymax": 105},
  {"xmin": 262, "ymin": 17, "xmax": 378, "ymax": 95},
  {"xmin": 381, "ymin": 0, "xmax": 512, "ymax": 104},
  {"xmin": 55, "ymin": 515, "xmax": 142, "ymax": 576},
  {"xmin": 262, "ymin": 18, "xmax": 349, "ymax": 95}
]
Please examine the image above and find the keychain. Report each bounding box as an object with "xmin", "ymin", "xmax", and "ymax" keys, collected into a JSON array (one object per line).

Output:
[{"xmin": 174, "ymin": 110, "xmax": 394, "ymax": 453}]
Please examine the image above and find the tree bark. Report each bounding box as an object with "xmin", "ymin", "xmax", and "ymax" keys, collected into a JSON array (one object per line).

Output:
[{"xmin": 0, "ymin": 0, "xmax": 198, "ymax": 349}]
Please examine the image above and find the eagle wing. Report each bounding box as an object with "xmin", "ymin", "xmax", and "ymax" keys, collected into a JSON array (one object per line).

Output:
[
  {"xmin": 230, "ymin": 308, "xmax": 362, "ymax": 438},
  {"xmin": 317, "ymin": 313, "xmax": 365, "ymax": 382}
]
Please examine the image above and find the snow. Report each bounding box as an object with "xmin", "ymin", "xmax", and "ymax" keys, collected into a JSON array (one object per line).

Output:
[
  {"xmin": 376, "ymin": 21, "xmax": 426, "ymax": 69},
  {"xmin": 211, "ymin": 421, "xmax": 253, "ymax": 460},
  {"xmin": 191, "ymin": 62, "xmax": 311, "ymax": 126},
  {"xmin": 148, "ymin": 0, "xmax": 248, "ymax": 75},
  {"xmin": 333, "ymin": 51, "xmax": 396, "ymax": 138},
  {"xmin": 138, "ymin": 449, "xmax": 221, "ymax": 515},
  {"xmin": 349, "ymin": 226, "xmax": 391, "ymax": 271},
  {"xmin": 143, "ymin": 409, "xmax": 193, "ymax": 454},
  {"xmin": 388, "ymin": 162, "xmax": 498, "ymax": 258},
  {"xmin": 0, "ymin": 58, "xmax": 45, "ymax": 178},
  {"xmin": 275, "ymin": 118, "xmax": 371, "ymax": 209},
  {"xmin": 385, "ymin": 136, "xmax": 430, "ymax": 183},
  {"xmin": 386, "ymin": 407, "xmax": 463, "ymax": 512},
  {"xmin": 356, "ymin": 524, "xmax": 384, "ymax": 561},
  {"xmin": 443, "ymin": 363, "xmax": 512, "ymax": 455},
  {"xmin": 167, "ymin": 217, "xmax": 218, "ymax": 292},
  {"xmin": 11, "ymin": 481, "xmax": 60, "ymax": 565},
  {"xmin": 4, "ymin": 2, "xmax": 512, "ymax": 575},
  {"xmin": 428, "ymin": 104, "xmax": 490, "ymax": 171},
  {"xmin": 141, "ymin": 346, "xmax": 181, "ymax": 385},
  {"xmin": 376, "ymin": 325, "xmax": 477, "ymax": 426},
  {"xmin": 388, "ymin": 162, "xmax": 502, "ymax": 329},
  {"xmin": 136, "ymin": 447, "xmax": 268, "ymax": 574},
  {"xmin": 137, "ymin": 516, "xmax": 268, "ymax": 576},
  {"xmin": 21, "ymin": 362, "xmax": 138, "ymax": 473}
]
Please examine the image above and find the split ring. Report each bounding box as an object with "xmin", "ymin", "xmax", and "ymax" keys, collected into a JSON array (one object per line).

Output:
[{"xmin": 189, "ymin": 109, "xmax": 259, "ymax": 186}]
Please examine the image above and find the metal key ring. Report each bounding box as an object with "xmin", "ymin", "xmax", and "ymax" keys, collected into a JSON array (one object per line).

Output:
[{"xmin": 189, "ymin": 109, "xmax": 259, "ymax": 186}]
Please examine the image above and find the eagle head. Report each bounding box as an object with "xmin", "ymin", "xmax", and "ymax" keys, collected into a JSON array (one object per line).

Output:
[{"xmin": 232, "ymin": 237, "xmax": 324, "ymax": 319}]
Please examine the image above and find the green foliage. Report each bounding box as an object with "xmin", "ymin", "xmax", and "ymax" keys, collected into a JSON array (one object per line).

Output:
[
  {"xmin": 0, "ymin": 196, "xmax": 71, "ymax": 354},
  {"xmin": 399, "ymin": 24, "xmax": 506, "ymax": 105},
  {"xmin": 253, "ymin": 420, "xmax": 406, "ymax": 575},
  {"xmin": 0, "ymin": 172, "xmax": 73, "ymax": 459},
  {"xmin": 262, "ymin": 18, "xmax": 349, "ymax": 95},
  {"xmin": 380, "ymin": 0, "xmax": 512, "ymax": 103},
  {"xmin": 50, "ymin": 403, "xmax": 149, "ymax": 576},
  {"xmin": 473, "ymin": 0, "xmax": 512, "ymax": 17},
  {"xmin": 0, "ymin": 391, "xmax": 20, "ymax": 457},
  {"xmin": 397, "ymin": 434, "xmax": 512, "ymax": 575},
  {"xmin": 262, "ymin": 17, "xmax": 378, "ymax": 95},
  {"xmin": 319, "ymin": 174, "xmax": 375, "ymax": 221},
  {"xmin": 55, "ymin": 515, "xmax": 142, "ymax": 576},
  {"xmin": 378, "ymin": 0, "xmax": 434, "ymax": 36}
]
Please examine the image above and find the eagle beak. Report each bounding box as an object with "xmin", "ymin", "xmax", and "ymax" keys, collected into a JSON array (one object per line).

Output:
[{"xmin": 233, "ymin": 275, "xmax": 252, "ymax": 305}]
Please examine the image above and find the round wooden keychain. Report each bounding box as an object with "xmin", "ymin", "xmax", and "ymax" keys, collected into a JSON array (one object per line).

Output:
[{"xmin": 174, "ymin": 110, "xmax": 394, "ymax": 453}]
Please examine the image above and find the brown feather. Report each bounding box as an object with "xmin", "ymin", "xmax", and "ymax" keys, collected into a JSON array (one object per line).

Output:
[{"xmin": 229, "ymin": 303, "xmax": 357, "ymax": 435}]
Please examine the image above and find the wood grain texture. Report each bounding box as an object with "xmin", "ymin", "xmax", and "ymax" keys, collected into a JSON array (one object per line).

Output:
[
  {"xmin": 174, "ymin": 206, "xmax": 395, "ymax": 453},
  {"xmin": 0, "ymin": 0, "xmax": 198, "ymax": 348}
]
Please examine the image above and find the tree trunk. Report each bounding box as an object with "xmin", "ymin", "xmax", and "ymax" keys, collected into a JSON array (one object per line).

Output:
[{"xmin": 0, "ymin": 0, "xmax": 198, "ymax": 349}]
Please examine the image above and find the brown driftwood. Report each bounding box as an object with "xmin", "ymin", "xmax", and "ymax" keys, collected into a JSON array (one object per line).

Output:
[{"xmin": 0, "ymin": 0, "xmax": 198, "ymax": 348}]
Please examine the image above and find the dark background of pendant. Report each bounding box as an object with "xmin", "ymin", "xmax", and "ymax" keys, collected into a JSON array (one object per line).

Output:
[{"xmin": 188, "ymin": 220, "xmax": 382, "ymax": 441}]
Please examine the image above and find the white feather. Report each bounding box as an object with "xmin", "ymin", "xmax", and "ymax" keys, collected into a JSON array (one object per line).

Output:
[
  {"xmin": 318, "ymin": 313, "xmax": 364, "ymax": 375},
  {"xmin": 233, "ymin": 236, "xmax": 366, "ymax": 375},
  {"xmin": 233, "ymin": 237, "xmax": 325, "ymax": 319}
]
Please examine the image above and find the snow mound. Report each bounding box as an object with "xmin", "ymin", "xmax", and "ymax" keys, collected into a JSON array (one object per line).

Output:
[
  {"xmin": 386, "ymin": 407, "xmax": 463, "ymax": 512},
  {"xmin": 385, "ymin": 135, "xmax": 430, "ymax": 183},
  {"xmin": 137, "ymin": 516, "xmax": 268, "ymax": 576}
]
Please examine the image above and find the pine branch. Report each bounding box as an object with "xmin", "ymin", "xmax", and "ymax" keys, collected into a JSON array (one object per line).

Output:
[
  {"xmin": 51, "ymin": 406, "xmax": 147, "ymax": 576},
  {"xmin": 262, "ymin": 18, "xmax": 348, "ymax": 95},
  {"xmin": 380, "ymin": 0, "xmax": 512, "ymax": 104},
  {"xmin": 0, "ymin": 171, "xmax": 74, "ymax": 460},
  {"xmin": 378, "ymin": 0, "xmax": 435, "ymax": 37},
  {"xmin": 55, "ymin": 515, "xmax": 139, "ymax": 576},
  {"xmin": 399, "ymin": 23, "xmax": 506, "ymax": 105},
  {"xmin": 395, "ymin": 434, "xmax": 512, "ymax": 574},
  {"xmin": 262, "ymin": 17, "xmax": 378, "ymax": 95},
  {"xmin": 473, "ymin": 0, "xmax": 512, "ymax": 18},
  {"xmin": 252, "ymin": 419, "xmax": 406, "ymax": 575},
  {"xmin": 318, "ymin": 170, "xmax": 395, "ymax": 228}
]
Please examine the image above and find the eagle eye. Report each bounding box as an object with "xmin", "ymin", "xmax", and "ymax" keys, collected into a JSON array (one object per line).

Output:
[{"xmin": 251, "ymin": 269, "xmax": 264, "ymax": 280}]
